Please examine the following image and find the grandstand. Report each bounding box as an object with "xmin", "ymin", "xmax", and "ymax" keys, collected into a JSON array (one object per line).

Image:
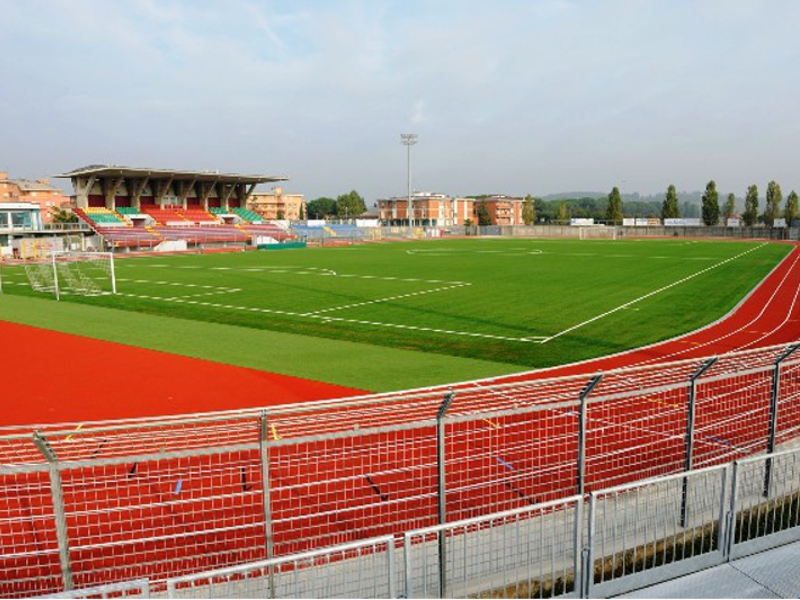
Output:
[
  {"xmin": 291, "ymin": 223, "xmax": 366, "ymax": 242},
  {"xmin": 57, "ymin": 165, "xmax": 293, "ymax": 249},
  {"xmin": 232, "ymin": 207, "xmax": 265, "ymax": 223}
]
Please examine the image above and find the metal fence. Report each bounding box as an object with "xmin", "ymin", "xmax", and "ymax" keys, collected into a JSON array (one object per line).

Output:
[
  {"xmin": 32, "ymin": 579, "xmax": 150, "ymax": 599},
  {"xmin": 3, "ymin": 342, "xmax": 800, "ymax": 597},
  {"xmin": 165, "ymin": 536, "xmax": 396, "ymax": 599},
  {"xmin": 16, "ymin": 447, "xmax": 800, "ymax": 599},
  {"xmin": 585, "ymin": 465, "xmax": 728, "ymax": 597},
  {"xmin": 158, "ymin": 448, "xmax": 800, "ymax": 599},
  {"xmin": 404, "ymin": 496, "xmax": 582, "ymax": 599}
]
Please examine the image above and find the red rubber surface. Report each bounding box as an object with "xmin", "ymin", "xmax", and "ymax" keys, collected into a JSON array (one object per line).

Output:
[{"xmin": 0, "ymin": 321, "xmax": 365, "ymax": 426}]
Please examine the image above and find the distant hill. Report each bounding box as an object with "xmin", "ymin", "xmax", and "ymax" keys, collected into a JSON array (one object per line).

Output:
[
  {"xmin": 540, "ymin": 192, "xmax": 605, "ymax": 201},
  {"xmin": 541, "ymin": 190, "xmax": 704, "ymax": 205}
]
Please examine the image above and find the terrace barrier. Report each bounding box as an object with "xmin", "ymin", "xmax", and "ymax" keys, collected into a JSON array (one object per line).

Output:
[
  {"xmin": 3, "ymin": 341, "xmax": 800, "ymax": 597},
  {"xmin": 22, "ymin": 446, "xmax": 800, "ymax": 599}
]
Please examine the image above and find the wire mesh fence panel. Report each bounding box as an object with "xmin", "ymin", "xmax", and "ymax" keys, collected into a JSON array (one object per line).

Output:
[
  {"xmin": 587, "ymin": 466, "xmax": 727, "ymax": 598},
  {"xmin": 269, "ymin": 423, "xmax": 438, "ymax": 557},
  {"xmin": 693, "ymin": 369, "xmax": 772, "ymax": 469},
  {"xmin": 1, "ymin": 343, "xmax": 799, "ymax": 594},
  {"xmin": 444, "ymin": 403, "xmax": 580, "ymax": 524},
  {"xmin": 58, "ymin": 447, "xmax": 265, "ymax": 592},
  {"xmin": 585, "ymin": 384, "xmax": 688, "ymax": 491},
  {"xmin": 165, "ymin": 535, "xmax": 396, "ymax": 599},
  {"xmin": 729, "ymin": 447, "xmax": 800, "ymax": 559},
  {"xmin": 32, "ymin": 578, "xmax": 150, "ymax": 599},
  {"xmin": 404, "ymin": 496, "xmax": 581, "ymax": 599},
  {"xmin": 41, "ymin": 416, "xmax": 261, "ymax": 463},
  {"xmin": 0, "ymin": 467, "xmax": 63, "ymax": 598},
  {"xmin": 776, "ymin": 359, "xmax": 800, "ymax": 446}
]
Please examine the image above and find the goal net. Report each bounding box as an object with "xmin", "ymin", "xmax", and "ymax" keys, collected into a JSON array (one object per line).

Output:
[
  {"xmin": 578, "ymin": 226, "xmax": 618, "ymax": 240},
  {"xmin": 24, "ymin": 251, "xmax": 117, "ymax": 300}
]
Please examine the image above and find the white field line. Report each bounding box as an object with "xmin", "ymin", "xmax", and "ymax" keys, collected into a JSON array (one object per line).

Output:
[
  {"xmin": 634, "ymin": 249, "xmax": 800, "ymax": 363},
  {"xmin": 119, "ymin": 270, "xmax": 545, "ymax": 343},
  {"xmin": 539, "ymin": 243, "xmax": 768, "ymax": 344},
  {"xmin": 406, "ymin": 248, "xmax": 544, "ymax": 256},
  {"xmin": 301, "ymin": 282, "xmax": 470, "ymax": 316},
  {"xmin": 117, "ymin": 279, "xmax": 241, "ymax": 301}
]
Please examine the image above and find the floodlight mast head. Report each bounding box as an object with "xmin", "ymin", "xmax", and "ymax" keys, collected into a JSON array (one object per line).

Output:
[{"xmin": 400, "ymin": 134, "xmax": 418, "ymax": 227}]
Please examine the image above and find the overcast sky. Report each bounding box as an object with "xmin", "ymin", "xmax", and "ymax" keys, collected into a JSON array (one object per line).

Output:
[{"xmin": 2, "ymin": 0, "xmax": 800, "ymax": 202}]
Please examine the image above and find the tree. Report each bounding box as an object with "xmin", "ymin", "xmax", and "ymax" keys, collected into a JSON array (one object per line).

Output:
[
  {"xmin": 723, "ymin": 193, "xmax": 736, "ymax": 223},
  {"xmin": 606, "ymin": 187, "xmax": 623, "ymax": 224},
  {"xmin": 701, "ymin": 180, "xmax": 720, "ymax": 226},
  {"xmin": 743, "ymin": 185, "xmax": 759, "ymax": 227},
  {"xmin": 661, "ymin": 184, "xmax": 680, "ymax": 220},
  {"xmin": 522, "ymin": 194, "xmax": 536, "ymax": 225},
  {"xmin": 49, "ymin": 206, "xmax": 78, "ymax": 224},
  {"xmin": 556, "ymin": 202, "xmax": 569, "ymax": 223},
  {"xmin": 335, "ymin": 190, "xmax": 366, "ymax": 220},
  {"xmin": 306, "ymin": 197, "xmax": 336, "ymax": 219},
  {"xmin": 476, "ymin": 200, "xmax": 491, "ymax": 226},
  {"xmin": 276, "ymin": 210, "xmax": 285, "ymax": 220},
  {"xmin": 763, "ymin": 180, "xmax": 782, "ymax": 227},
  {"xmin": 299, "ymin": 203, "xmax": 306, "ymax": 221},
  {"xmin": 785, "ymin": 190, "xmax": 799, "ymax": 225}
]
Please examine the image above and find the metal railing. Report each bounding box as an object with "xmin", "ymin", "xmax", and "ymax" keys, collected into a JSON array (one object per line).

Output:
[
  {"xmin": 165, "ymin": 536, "xmax": 396, "ymax": 599},
  {"xmin": 585, "ymin": 465, "xmax": 728, "ymax": 597},
  {"xmin": 3, "ymin": 342, "xmax": 800, "ymax": 597},
  {"xmin": 404, "ymin": 496, "xmax": 582, "ymax": 599},
  {"xmin": 20, "ymin": 446, "xmax": 800, "ymax": 599},
  {"xmin": 32, "ymin": 579, "xmax": 150, "ymax": 599}
]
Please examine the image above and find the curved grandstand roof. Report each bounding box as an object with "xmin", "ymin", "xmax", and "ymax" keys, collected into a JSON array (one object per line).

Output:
[{"xmin": 55, "ymin": 164, "xmax": 288, "ymax": 184}]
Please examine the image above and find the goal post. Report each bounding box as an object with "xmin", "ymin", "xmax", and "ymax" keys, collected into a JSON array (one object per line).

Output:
[{"xmin": 24, "ymin": 251, "xmax": 117, "ymax": 300}]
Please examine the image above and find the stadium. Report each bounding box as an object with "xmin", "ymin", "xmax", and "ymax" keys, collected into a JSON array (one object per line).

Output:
[{"xmin": 1, "ymin": 162, "xmax": 800, "ymax": 599}]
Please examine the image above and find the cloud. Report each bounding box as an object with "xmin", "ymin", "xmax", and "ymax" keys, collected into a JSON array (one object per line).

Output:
[
  {"xmin": 1, "ymin": 0, "xmax": 800, "ymax": 200},
  {"xmin": 410, "ymin": 100, "xmax": 426, "ymax": 124}
]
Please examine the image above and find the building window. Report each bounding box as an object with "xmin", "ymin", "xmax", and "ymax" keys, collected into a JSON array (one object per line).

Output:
[{"xmin": 11, "ymin": 212, "xmax": 33, "ymax": 228}]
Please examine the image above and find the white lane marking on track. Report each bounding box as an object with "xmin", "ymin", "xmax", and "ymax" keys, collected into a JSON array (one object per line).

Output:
[{"xmin": 630, "ymin": 248, "xmax": 800, "ymax": 366}]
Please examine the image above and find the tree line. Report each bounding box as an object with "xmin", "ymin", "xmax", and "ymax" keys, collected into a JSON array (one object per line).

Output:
[
  {"xmin": 306, "ymin": 191, "xmax": 367, "ymax": 220},
  {"xmin": 517, "ymin": 181, "xmax": 799, "ymax": 226},
  {"xmin": 305, "ymin": 182, "xmax": 800, "ymax": 227},
  {"xmin": 696, "ymin": 180, "xmax": 798, "ymax": 227}
]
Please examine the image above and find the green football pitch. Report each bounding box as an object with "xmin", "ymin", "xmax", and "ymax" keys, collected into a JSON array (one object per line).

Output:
[{"xmin": 0, "ymin": 238, "xmax": 789, "ymax": 381}]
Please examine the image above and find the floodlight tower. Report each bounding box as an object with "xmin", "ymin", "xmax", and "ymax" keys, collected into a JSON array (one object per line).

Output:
[{"xmin": 401, "ymin": 134, "xmax": 418, "ymax": 227}]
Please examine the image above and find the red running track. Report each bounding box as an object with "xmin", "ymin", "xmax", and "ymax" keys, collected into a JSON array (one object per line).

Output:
[{"xmin": 0, "ymin": 321, "xmax": 365, "ymax": 427}]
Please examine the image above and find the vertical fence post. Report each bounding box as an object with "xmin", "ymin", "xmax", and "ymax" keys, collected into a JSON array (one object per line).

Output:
[
  {"xmin": 259, "ymin": 411, "xmax": 276, "ymax": 599},
  {"xmin": 573, "ymin": 496, "xmax": 585, "ymax": 599},
  {"xmin": 681, "ymin": 357, "xmax": 717, "ymax": 526},
  {"xmin": 764, "ymin": 344, "xmax": 799, "ymax": 497},
  {"xmin": 725, "ymin": 461, "xmax": 741, "ymax": 561},
  {"xmin": 436, "ymin": 391, "xmax": 455, "ymax": 599},
  {"xmin": 583, "ymin": 493, "xmax": 598, "ymax": 598},
  {"xmin": 32, "ymin": 432, "xmax": 73, "ymax": 592},
  {"xmin": 387, "ymin": 537, "xmax": 397, "ymax": 600},
  {"xmin": 403, "ymin": 533, "xmax": 415, "ymax": 599},
  {"xmin": 716, "ymin": 466, "xmax": 729, "ymax": 558},
  {"xmin": 577, "ymin": 375, "xmax": 603, "ymax": 496}
]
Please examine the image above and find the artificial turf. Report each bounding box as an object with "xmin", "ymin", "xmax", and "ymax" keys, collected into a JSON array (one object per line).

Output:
[{"xmin": 0, "ymin": 238, "xmax": 790, "ymax": 377}]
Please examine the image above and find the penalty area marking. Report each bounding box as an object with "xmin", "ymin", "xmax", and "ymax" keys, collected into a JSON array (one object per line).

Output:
[
  {"xmin": 539, "ymin": 243, "xmax": 768, "ymax": 344},
  {"xmin": 117, "ymin": 269, "xmax": 546, "ymax": 344}
]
